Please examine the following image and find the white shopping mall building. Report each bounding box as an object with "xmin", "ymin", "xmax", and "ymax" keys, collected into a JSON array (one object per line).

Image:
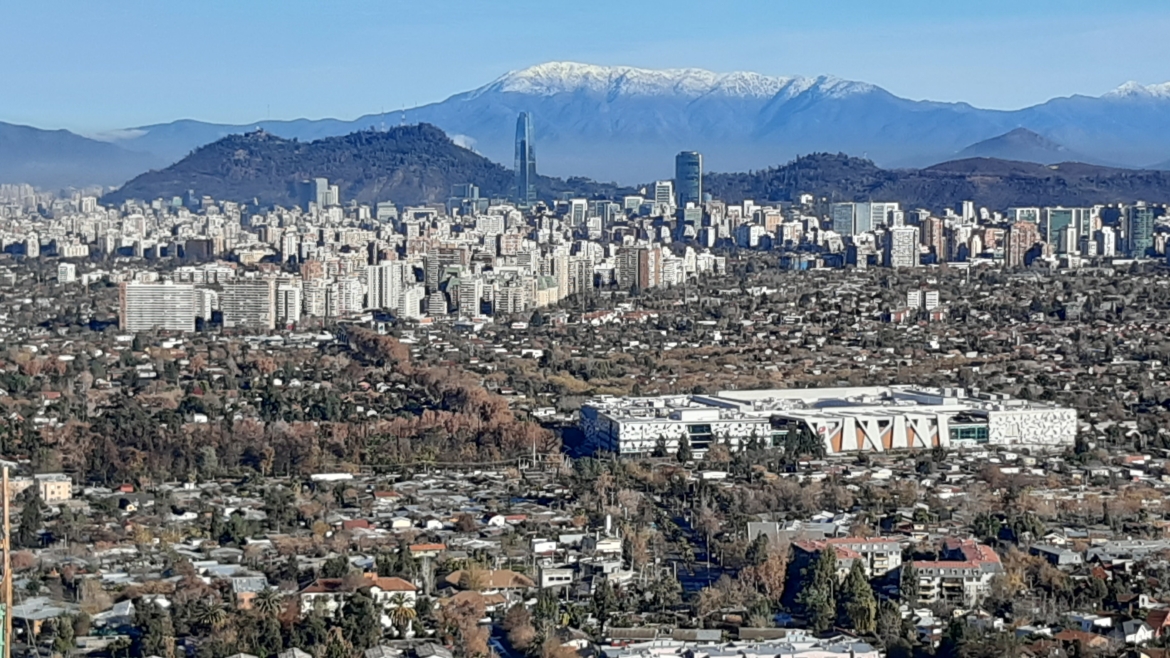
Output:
[{"xmin": 579, "ymin": 386, "xmax": 1076, "ymax": 457}]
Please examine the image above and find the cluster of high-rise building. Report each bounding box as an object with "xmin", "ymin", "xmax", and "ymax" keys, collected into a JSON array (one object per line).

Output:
[
  {"xmin": 1, "ymin": 113, "xmax": 1167, "ymax": 335},
  {"xmin": 797, "ymin": 200, "xmax": 1165, "ymax": 270}
]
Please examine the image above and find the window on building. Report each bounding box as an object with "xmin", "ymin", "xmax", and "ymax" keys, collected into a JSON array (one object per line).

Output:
[{"xmin": 949, "ymin": 424, "xmax": 989, "ymax": 443}]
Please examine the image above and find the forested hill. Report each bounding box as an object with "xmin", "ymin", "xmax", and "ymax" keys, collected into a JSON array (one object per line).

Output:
[
  {"xmin": 104, "ymin": 124, "xmax": 631, "ymax": 207},
  {"xmin": 704, "ymin": 153, "xmax": 1170, "ymax": 210}
]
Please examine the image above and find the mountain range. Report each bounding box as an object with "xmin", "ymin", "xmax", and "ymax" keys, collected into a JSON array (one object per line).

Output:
[
  {"xmin": 106, "ymin": 124, "xmax": 1170, "ymax": 211},
  {"xmin": 8, "ymin": 61, "xmax": 1170, "ymax": 187},
  {"xmin": 0, "ymin": 121, "xmax": 162, "ymax": 188},
  {"xmin": 103, "ymin": 124, "xmax": 630, "ymax": 207}
]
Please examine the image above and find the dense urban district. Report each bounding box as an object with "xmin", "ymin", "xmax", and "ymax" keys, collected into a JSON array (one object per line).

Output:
[{"xmin": 4, "ymin": 126, "xmax": 1170, "ymax": 658}]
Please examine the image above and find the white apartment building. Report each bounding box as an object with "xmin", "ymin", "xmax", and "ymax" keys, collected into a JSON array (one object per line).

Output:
[
  {"xmin": 57, "ymin": 263, "xmax": 76, "ymax": 283},
  {"xmin": 119, "ymin": 281, "xmax": 196, "ymax": 332},
  {"xmin": 221, "ymin": 280, "xmax": 276, "ymax": 330},
  {"xmin": 276, "ymin": 281, "xmax": 303, "ymax": 327},
  {"xmin": 886, "ymin": 226, "xmax": 920, "ymax": 268}
]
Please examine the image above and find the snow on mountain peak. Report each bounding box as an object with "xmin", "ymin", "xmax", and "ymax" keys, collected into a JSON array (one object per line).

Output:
[
  {"xmin": 1105, "ymin": 80, "xmax": 1170, "ymax": 99},
  {"xmin": 479, "ymin": 61, "xmax": 874, "ymax": 100}
]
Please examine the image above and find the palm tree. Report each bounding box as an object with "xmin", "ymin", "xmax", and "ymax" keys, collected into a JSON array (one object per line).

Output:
[
  {"xmin": 387, "ymin": 593, "xmax": 417, "ymax": 635},
  {"xmin": 254, "ymin": 587, "xmax": 284, "ymax": 618},
  {"xmin": 194, "ymin": 598, "xmax": 229, "ymax": 630}
]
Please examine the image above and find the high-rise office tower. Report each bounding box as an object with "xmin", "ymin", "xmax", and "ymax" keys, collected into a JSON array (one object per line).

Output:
[
  {"xmin": 674, "ymin": 151, "xmax": 703, "ymax": 207},
  {"xmin": 830, "ymin": 203, "xmax": 856, "ymax": 236},
  {"xmin": 1126, "ymin": 205, "xmax": 1156, "ymax": 258},
  {"xmin": 515, "ymin": 112, "xmax": 537, "ymax": 205}
]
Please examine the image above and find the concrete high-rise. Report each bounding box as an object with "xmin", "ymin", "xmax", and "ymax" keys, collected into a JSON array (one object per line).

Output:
[
  {"xmin": 1006, "ymin": 221, "xmax": 1040, "ymax": 268},
  {"xmin": 221, "ymin": 280, "xmax": 277, "ymax": 330},
  {"xmin": 885, "ymin": 226, "xmax": 920, "ymax": 268},
  {"xmin": 674, "ymin": 151, "xmax": 702, "ymax": 207},
  {"xmin": 653, "ymin": 181, "xmax": 674, "ymax": 209},
  {"xmin": 366, "ymin": 262, "xmax": 408, "ymax": 310},
  {"xmin": 119, "ymin": 281, "xmax": 196, "ymax": 332},
  {"xmin": 514, "ymin": 112, "xmax": 537, "ymax": 205}
]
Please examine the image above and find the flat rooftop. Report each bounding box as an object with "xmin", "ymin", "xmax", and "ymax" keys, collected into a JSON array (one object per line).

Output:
[{"xmin": 585, "ymin": 385, "xmax": 1068, "ymax": 422}]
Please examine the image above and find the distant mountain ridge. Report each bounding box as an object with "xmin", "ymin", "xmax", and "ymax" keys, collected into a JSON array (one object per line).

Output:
[
  {"xmin": 9, "ymin": 61, "xmax": 1170, "ymax": 187},
  {"xmin": 88, "ymin": 62, "xmax": 1170, "ymax": 183},
  {"xmin": 0, "ymin": 121, "xmax": 162, "ymax": 188},
  {"xmin": 954, "ymin": 128, "xmax": 1086, "ymax": 165},
  {"xmin": 103, "ymin": 124, "xmax": 630, "ymax": 207},
  {"xmin": 705, "ymin": 154, "xmax": 1170, "ymax": 210},
  {"xmin": 105, "ymin": 125, "xmax": 1170, "ymax": 212}
]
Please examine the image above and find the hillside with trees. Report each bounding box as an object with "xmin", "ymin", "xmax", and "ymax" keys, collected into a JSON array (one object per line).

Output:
[
  {"xmin": 3, "ymin": 326, "xmax": 555, "ymax": 484},
  {"xmin": 103, "ymin": 124, "xmax": 631, "ymax": 206},
  {"xmin": 704, "ymin": 153, "xmax": 1170, "ymax": 210}
]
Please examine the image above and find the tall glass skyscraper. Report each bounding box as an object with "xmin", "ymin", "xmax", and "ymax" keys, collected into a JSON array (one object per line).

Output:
[
  {"xmin": 514, "ymin": 112, "xmax": 537, "ymax": 205},
  {"xmin": 674, "ymin": 151, "xmax": 703, "ymax": 207}
]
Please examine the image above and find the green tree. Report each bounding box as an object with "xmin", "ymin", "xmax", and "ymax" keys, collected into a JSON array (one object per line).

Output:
[
  {"xmin": 798, "ymin": 549, "xmax": 838, "ymax": 632},
  {"xmin": 387, "ymin": 593, "xmax": 417, "ymax": 635},
  {"xmin": 16, "ymin": 491, "xmax": 43, "ymax": 548},
  {"xmin": 972, "ymin": 513, "xmax": 1002, "ymax": 543},
  {"xmin": 746, "ymin": 534, "xmax": 770, "ymax": 567},
  {"xmin": 533, "ymin": 589, "xmax": 559, "ymax": 625},
  {"xmin": 676, "ymin": 434, "xmax": 693, "ymax": 463},
  {"xmin": 192, "ymin": 598, "xmax": 229, "ymax": 631},
  {"xmin": 320, "ymin": 554, "xmax": 351, "ymax": 579},
  {"xmin": 593, "ymin": 580, "xmax": 618, "ymax": 632},
  {"xmin": 53, "ymin": 615, "xmax": 76, "ymax": 655},
  {"xmin": 838, "ymin": 560, "xmax": 877, "ymax": 632},
  {"xmin": 254, "ymin": 588, "xmax": 284, "ymax": 618},
  {"xmin": 375, "ymin": 551, "xmax": 396, "ymax": 577},
  {"xmin": 899, "ymin": 562, "xmax": 919, "ymax": 604},
  {"xmin": 339, "ymin": 590, "xmax": 381, "ymax": 650},
  {"xmin": 651, "ymin": 436, "xmax": 668, "ymax": 458},
  {"xmin": 936, "ymin": 618, "xmax": 970, "ymax": 658},
  {"xmin": 132, "ymin": 602, "xmax": 175, "ymax": 658},
  {"xmin": 252, "ymin": 616, "xmax": 283, "ymax": 658}
]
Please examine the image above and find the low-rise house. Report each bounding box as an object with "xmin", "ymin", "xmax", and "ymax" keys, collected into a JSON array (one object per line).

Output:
[
  {"xmin": 1030, "ymin": 544, "xmax": 1084, "ymax": 567},
  {"xmin": 1114, "ymin": 620, "xmax": 1155, "ymax": 645},
  {"xmin": 230, "ymin": 576, "xmax": 270, "ymax": 610},
  {"xmin": 539, "ymin": 567, "xmax": 575, "ymax": 589},
  {"xmin": 443, "ymin": 569, "xmax": 535, "ymax": 592},
  {"xmin": 299, "ymin": 573, "xmax": 417, "ymax": 624},
  {"xmin": 8, "ymin": 472, "xmax": 73, "ymax": 503},
  {"xmin": 362, "ymin": 573, "xmax": 418, "ymax": 609}
]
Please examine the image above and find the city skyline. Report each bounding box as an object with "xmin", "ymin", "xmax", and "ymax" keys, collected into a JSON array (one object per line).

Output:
[{"xmin": 3, "ymin": 1, "xmax": 1170, "ymax": 133}]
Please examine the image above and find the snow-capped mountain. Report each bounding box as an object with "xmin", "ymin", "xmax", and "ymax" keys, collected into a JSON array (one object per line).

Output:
[
  {"xmin": 1103, "ymin": 81, "xmax": 1170, "ymax": 100},
  {"xmin": 467, "ymin": 61, "xmax": 875, "ymax": 100},
  {"xmin": 13, "ymin": 62, "xmax": 1170, "ymax": 186}
]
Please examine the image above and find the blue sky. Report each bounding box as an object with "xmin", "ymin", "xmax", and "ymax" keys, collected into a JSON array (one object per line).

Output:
[{"xmin": 4, "ymin": 0, "xmax": 1170, "ymax": 133}]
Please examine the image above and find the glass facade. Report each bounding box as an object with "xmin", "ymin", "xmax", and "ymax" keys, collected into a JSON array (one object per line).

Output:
[
  {"xmin": 687, "ymin": 423, "xmax": 714, "ymax": 450},
  {"xmin": 949, "ymin": 424, "xmax": 989, "ymax": 443},
  {"xmin": 514, "ymin": 112, "xmax": 537, "ymax": 205},
  {"xmin": 674, "ymin": 151, "xmax": 703, "ymax": 207}
]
